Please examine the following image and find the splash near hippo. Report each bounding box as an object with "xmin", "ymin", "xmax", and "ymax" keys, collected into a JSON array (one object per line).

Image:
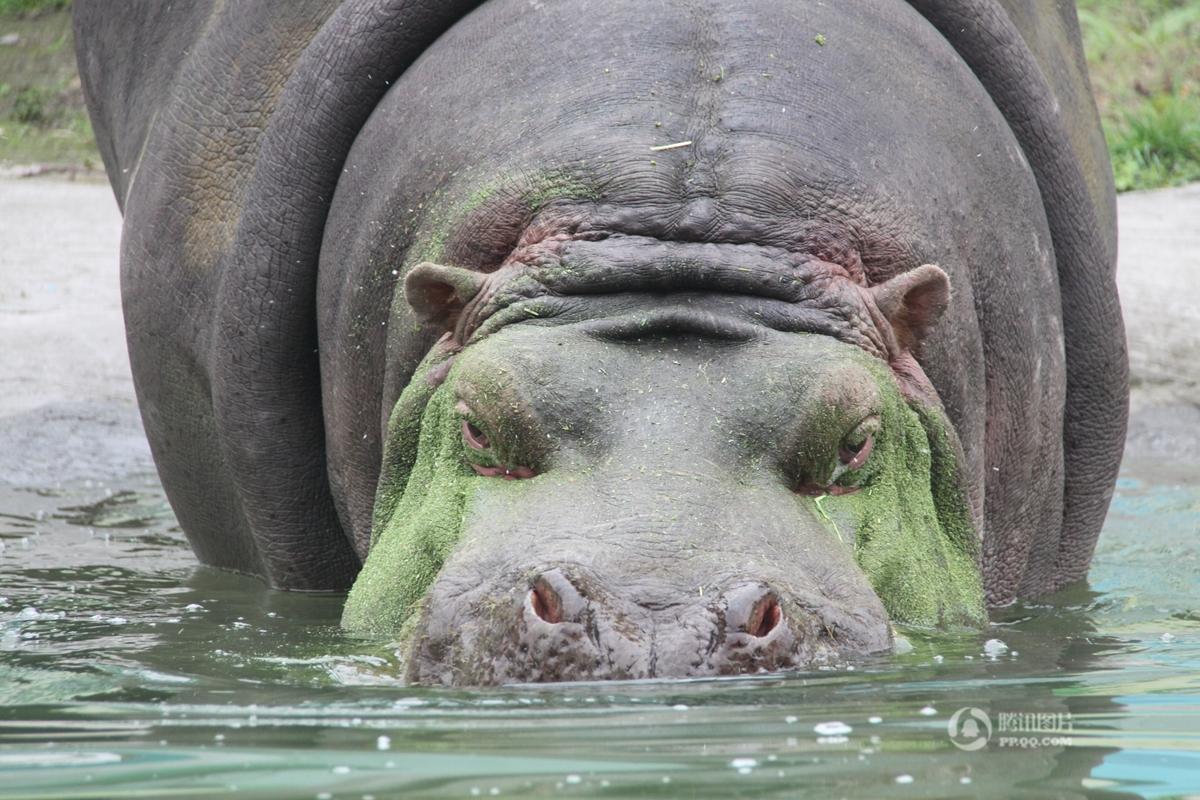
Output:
[{"xmin": 74, "ymin": 0, "xmax": 1126, "ymax": 684}]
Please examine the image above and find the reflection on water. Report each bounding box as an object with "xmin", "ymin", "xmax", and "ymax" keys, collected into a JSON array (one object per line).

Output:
[{"xmin": 0, "ymin": 463, "xmax": 1196, "ymax": 798}]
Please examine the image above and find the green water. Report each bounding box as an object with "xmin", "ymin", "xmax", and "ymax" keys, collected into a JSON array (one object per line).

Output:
[{"xmin": 0, "ymin": 462, "xmax": 1197, "ymax": 799}]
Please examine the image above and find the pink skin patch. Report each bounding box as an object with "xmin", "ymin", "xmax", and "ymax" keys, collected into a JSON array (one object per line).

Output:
[
  {"xmin": 470, "ymin": 463, "xmax": 537, "ymax": 480},
  {"xmin": 460, "ymin": 416, "xmax": 536, "ymax": 480}
]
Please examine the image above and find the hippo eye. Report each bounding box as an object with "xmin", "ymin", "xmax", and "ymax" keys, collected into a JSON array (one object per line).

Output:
[
  {"xmin": 838, "ymin": 433, "xmax": 874, "ymax": 471},
  {"xmin": 836, "ymin": 417, "xmax": 879, "ymax": 473},
  {"xmin": 462, "ymin": 419, "xmax": 491, "ymax": 450}
]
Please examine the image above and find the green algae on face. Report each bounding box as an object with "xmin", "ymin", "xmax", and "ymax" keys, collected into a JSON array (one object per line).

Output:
[
  {"xmin": 817, "ymin": 362, "xmax": 985, "ymax": 627},
  {"xmin": 341, "ymin": 358, "xmax": 475, "ymax": 635}
]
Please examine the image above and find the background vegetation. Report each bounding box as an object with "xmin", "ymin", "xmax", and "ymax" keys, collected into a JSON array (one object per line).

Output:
[
  {"xmin": 1, "ymin": 0, "xmax": 1197, "ymax": 190},
  {"xmin": 1078, "ymin": 0, "xmax": 1200, "ymax": 191},
  {"xmin": 0, "ymin": 0, "xmax": 93, "ymax": 167}
]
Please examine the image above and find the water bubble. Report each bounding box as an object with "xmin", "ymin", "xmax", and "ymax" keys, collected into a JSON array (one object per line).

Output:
[
  {"xmin": 565, "ymin": 774, "xmax": 581, "ymax": 784},
  {"xmin": 730, "ymin": 757, "xmax": 757, "ymax": 775},
  {"xmin": 184, "ymin": 604, "xmax": 205, "ymax": 612},
  {"xmin": 376, "ymin": 735, "xmax": 391, "ymax": 751},
  {"xmin": 919, "ymin": 706, "xmax": 937, "ymax": 716},
  {"xmin": 814, "ymin": 721, "xmax": 852, "ymax": 736},
  {"xmin": 895, "ymin": 774, "xmax": 914, "ymax": 784},
  {"xmin": 332, "ymin": 765, "xmax": 351, "ymax": 775},
  {"xmin": 672, "ymin": 704, "xmax": 689, "ymax": 711},
  {"xmin": 960, "ymin": 776, "xmax": 972, "ymax": 784},
  {"xmin": 932, "ymin": 654, "xmax": 944, "ymax": 663},
  {"xmin": 784, "ymin": 715, "xmax": 798, "ymax": 724},
  {"xmin": 1161, "ymin": 632, "xmax": 1176, "ymax": 643},
  {"xmin": 983, "ymin": 638, "xmax": 1009, "ymax": 657},
  {"xmin": 868, "ymin": 716, "xmax": 882, "ymax": 724}
]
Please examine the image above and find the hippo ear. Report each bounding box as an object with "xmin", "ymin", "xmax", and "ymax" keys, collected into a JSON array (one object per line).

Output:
[
  {"xmin": 870, "ymin": 264, "xmax": 951, "ymax": 352},
  {"xmin": 404, "ymin": 262, "xmax": 487, "ymax": 331}
]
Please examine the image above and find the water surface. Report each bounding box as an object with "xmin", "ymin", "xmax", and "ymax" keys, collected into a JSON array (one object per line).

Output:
[{"xmin": 1, "ymin": 463, "xmax": 1197, "ymax": 799}]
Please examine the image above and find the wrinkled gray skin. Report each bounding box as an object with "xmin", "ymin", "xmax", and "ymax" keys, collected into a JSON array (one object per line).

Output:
[{"xmin": 75, "ymin": 0, "xmax": 1125, "ymax": 684}]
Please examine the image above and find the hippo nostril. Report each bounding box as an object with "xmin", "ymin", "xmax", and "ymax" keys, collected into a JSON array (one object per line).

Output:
[
  {"xmin": 746, "ymin": 593, "xmax": 782, "ymax": 638},
  {"xmin": 530, "ymin": 578, "xmax": 564, "ymax": 624}
]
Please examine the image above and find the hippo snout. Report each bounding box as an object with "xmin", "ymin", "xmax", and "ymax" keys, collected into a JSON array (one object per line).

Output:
[{"xmin": 405, "ymin": 565, "xmax": 892, "ymax": 685}]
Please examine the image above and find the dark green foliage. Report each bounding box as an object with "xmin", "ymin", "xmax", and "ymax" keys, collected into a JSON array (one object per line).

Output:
[{"xmin": 0, "ymin": 0, "xmax": 70, "ymax": 16}]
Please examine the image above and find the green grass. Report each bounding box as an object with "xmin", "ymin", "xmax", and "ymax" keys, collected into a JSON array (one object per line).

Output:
[
  {"xmin": 1, "ymin": 1, "xmax": 1198, "ymax": 190},
  {"xmin": 1078, "ymin": 0, "xmax": 1200, "ymax": 191},
  {"xmin": 0, "ymin": 1, "xmax": 97, "ymax": 168},
  {"xmin": 0, "ymin": 0, "xmax": 68, "ymax": 14}
]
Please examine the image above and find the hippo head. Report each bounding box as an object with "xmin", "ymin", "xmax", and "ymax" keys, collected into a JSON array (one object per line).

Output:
[{"xmin": 342, "ymin": 231, "xmax": 985, "ymax": 684}]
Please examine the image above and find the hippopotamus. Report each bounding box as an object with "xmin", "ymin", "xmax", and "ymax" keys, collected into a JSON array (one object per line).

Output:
[{"xmin": 74, "ymin": 0, "xmax": 1126, "ymax": 684}]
